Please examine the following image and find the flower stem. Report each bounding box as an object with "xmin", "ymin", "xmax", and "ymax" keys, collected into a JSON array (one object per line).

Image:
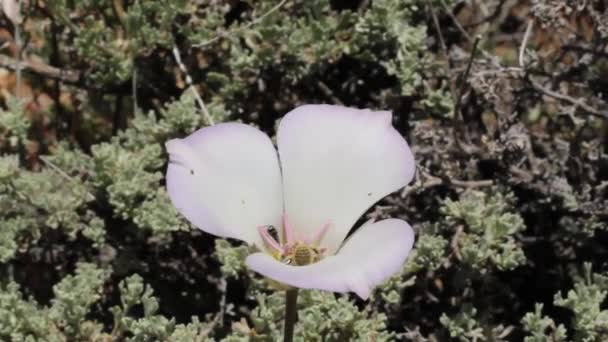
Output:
[{"xmin": 283, "ymin": 288, "xmax": 299, "ymax": 342}]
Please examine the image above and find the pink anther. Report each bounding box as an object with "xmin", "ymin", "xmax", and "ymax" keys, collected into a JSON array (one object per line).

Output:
[
  {"xmin": 305, "ymin": 220, "xmax": 331, "ymax": 246},
  {"xmin": 282, "ymin": 214, "xmax": 296, "ymax": 246}
]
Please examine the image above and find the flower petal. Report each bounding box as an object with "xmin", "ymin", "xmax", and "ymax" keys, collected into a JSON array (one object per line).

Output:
[
  {"xmin": 277, "ymin": 105, "xmax": 415, "ymax": 253},
  {"xmin": 166, "ymin": 123, "xmax": 283, "ymax": 246},
  {"xmin": 246, "ymin": 219, "xmax": 415, "ymax": 299}
]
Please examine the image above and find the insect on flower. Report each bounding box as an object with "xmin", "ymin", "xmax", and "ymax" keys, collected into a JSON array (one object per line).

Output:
[{"xmin": 165, "ymin": 105, "xmax": 416, "ymax": 299}]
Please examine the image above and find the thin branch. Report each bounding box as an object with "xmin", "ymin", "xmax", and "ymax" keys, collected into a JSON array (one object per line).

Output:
[
  {"xmin": 516, "ymin": 19, "xmax": 607, "ymax": 119},
  {"xmin": 562, "ymin": 44, "xmax": 608, "ymax": 59},
  {"xmin": 316, "ymin": 81, "xmax": 343, "ymax": 105},
  {"xmin": 194, "ymin": 0, "xmax": 288, "ymax": 47},
  {"xmin": 357, "ymin": 0, "xmax": 370, "ymax": 12},
  {"xmin": 519, "ymin": 20, "xmax": 534, "ymax": 68},
  {"xmin": 111, "ymin": 0, "xmax": 127, "ymax": 27},
  {"xmin": 439, "ymin": 0, "xmax": 473, "ymax": 42},
  {"xmin": 450, "ymin": 225, "xmax": 464, "ymax": 260},
  {"xmin": 217, "ymin": 277, "xmax": 227, "ymax": 327},
  {"xmin": 450, "ymin": 178, "xmax": 494, "ymax": 188},
  {"xmin": 401, "ymin": 169, "xmax": 493, "ymax": 198},
  {"xmin": 48, "ymin": 17, "xmax": 68, "ymax": 137},
  {"xmin": 0, "ymin": 54, "xmax": 80, "ymax": 83},
  {"xmin": 530, "ymin": 79, "xmax": 608, "ymax": 119},
  {"xmin": 453, "ymin": 35, "xmax": 481, "ymax": 117},
  {"xmin": 171, "ymin": 45, "xmax": 214, "ymax": 125},
  {"xmin": 15, "ymin": 23, "xmax": 21, "ymax": 97},
  {"xmin": 132, "ymin": 68, "xmax": 138, "ymax": 113},
  {"xmin": 0, "ymin": 53, "xmax": 156, "ymax": 97},
  {"xmin": 39, "ymin": 155, "xmax": 96, "ymax": 202},
  {"xmin": 463, "ymin": 0, "xmax": 508, "ymax": 29},
  {"xmin": 426, "ymin": 0, "xmax": 448, "ymax": 56},
  {"xmin": 113, "ymin": 94, "xmax": 123, "ymax": 135},
  {"xmin": 437, "ymin": 0, "xmax": 501, "ymax": 67},
  {"xmin": 426, "ymin": 0, "xmax": 459, "ymax": 116},
  {"xmin": 113, "ymin": 0, "xmax": 136, "ymax": 115}
]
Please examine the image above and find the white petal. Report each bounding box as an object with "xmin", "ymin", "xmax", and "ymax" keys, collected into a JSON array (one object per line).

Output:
[
  {"xmin": 2, "ymin": 0, "xmax": 22, "ymax": 25},
  {"xmin": 246, "ymin": 219, "xmax": 414, "ymax": 299},
  {"xmin": 277, "ymin": 105, "xmax": 415, "ymax": 253},
  {"xmin": 166, "ymin": 123, "xmax": 283, "ymax": 246}
]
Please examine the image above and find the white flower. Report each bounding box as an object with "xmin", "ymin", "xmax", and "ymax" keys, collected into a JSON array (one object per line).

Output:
[{"xmin": 166, "ymin": 105, "xmax": 416, "ymax": 299}]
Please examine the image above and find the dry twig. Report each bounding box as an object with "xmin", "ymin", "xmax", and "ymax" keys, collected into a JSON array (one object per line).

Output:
[
  {"xmin": 316, "ymin": 81, "xmax": 343, "ymax": 105},
  {"xmin": 518, "ymin": 20, "xmax": 534, "ymax": 68},
  {"xmin": 171, "ymin": 45, "xmax": 214, "ymax": 125},
  {"xmin": 0, "ymin": 54, "xmax": 80, "ymax": 84},
  {"xmin": 39, "ymin": 155, "xmax": 96, "ymax": 202},
  {"xmin": 401, "ymin": 169, "xmax": 493, "ymax": 198},
  {"xmin": 518, "ymin": 20, "xmax": 608, "ymax": 119}
]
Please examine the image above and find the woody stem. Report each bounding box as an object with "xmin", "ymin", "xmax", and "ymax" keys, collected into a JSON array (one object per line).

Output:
[{"xmin": 283, "ymin": 288, "xmax": 299, "ymax": 342}]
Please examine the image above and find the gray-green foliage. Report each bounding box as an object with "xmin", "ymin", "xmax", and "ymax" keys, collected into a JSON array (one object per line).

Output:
[
  {"xmin": 363, "ymin": 0, "xmax": 427, "ymax": 95},
  {"xmin": 49, "ymin": 263, "xmax": 109, "ymax": 339},
  {"xmin": 440, "ymin": 305, "xmax": 513, "ymax": 342},
  {"xmin": 214, "ymin": 239, "xmax": 250, "ymax": 279},
  {"xmin": 0, "ymin": 93, "xmax": 207, "ymax": 264},
  {"xmin": 223, "ymin": 290, "xmax": 394, "ymax": 342},
  {"xmin": 2, "ymin": 0, "xmax": 607, "ymax": 341},
  {"xmin": 553, "ymin": 264, "xmax": 608, "ymax": 342},
  {"xmin": 0, "ymin": 97, "xmax": 29, "ymax": 148},
  {"xmin": 91, "ymin": 92, "xmax": 205, "ymax": 228},
  {"xmin": 406, "ymin": 230, "xmax": 448, "ymax": 274},
  {"xmin": 47, "ymin": 0, "xmax": 189, "ymax": 83},
  {"xmin": 376, "ymin": 231, "xmax": 446, "ymax": 306},
  {"xmin": 522, "ymin": 304, "xmax": 568, "ymax": 342},
  {"xmin": 441, "ymin": 190, "xmax": 526, "ymax": 272},
  {"xmin": 110, "ymin": 274, "xmax": 213, "ymax": 341},
  {"xmin": 91, "ymin": 140, "xmax": 163, "ymax": 219},
  {"xmin": 0, "ymin": 264, "xmax": 213, "ymax": 341},
  {"xmin": 0, "ymin": 153, "xmax": 105, "ymax": 261},
  {"xmin": 0, "ymin": 282, "xmax": 51, "ymax": 341},
  {"xmin": 205, "ymin": 0, "xmax": 365, "ymax": 102},
  {"xmin": 203, "ymin": 0, "xmax": 446, "ymax": 111},
  {"xmin": 440, "ymin": 306, "xmax": 486, "ymax": 342},
  {"xmin": 522, "ymin": 264, "xmax": 608, "ymax": 342},
  {"xmin": 0, "ymin": 263, "xmax": 108, "ymax": 341}
]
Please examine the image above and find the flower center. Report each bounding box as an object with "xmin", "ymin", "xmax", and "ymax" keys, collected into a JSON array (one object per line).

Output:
[
  {"xmin": 283, "ymin": 242, "xmax": 324, "ymax": 266},
  {"xmin": 257, "ymin": 215, "xmax": 330, "ymax": 266},
  {"xmin": 293, "ymin": 244, "xmax": 313, "ymax": 265}
]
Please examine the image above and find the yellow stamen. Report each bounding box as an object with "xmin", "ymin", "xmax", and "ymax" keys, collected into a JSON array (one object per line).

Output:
[{"xmin": 293, "ymin": 244, "xmax": 314, "ymax": 266}]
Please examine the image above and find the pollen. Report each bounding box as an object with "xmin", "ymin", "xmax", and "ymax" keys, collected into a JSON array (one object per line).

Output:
[
  {"xmin": 293, "ymin": 244, "xmax": 314, "ymax": 266},
  {"xmin": 258, "ymin": 216, "xmax": 331, "ymax": 266}
]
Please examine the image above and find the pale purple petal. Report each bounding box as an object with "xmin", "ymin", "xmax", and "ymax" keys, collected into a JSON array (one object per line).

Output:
[
  {"xmin": 246, "ymin": 219, "xmax": 415, "ymax": 299},
  {"xmin": 277, "ymin": 105, "xmax": 415, "ymax": 253},
  {"xmin": 166, "ymin": 123, "xmax": 283, "ymax": 246},
  {"xmin": 2, "ymin": 0, "xmax": 22, "ymax": 25}
]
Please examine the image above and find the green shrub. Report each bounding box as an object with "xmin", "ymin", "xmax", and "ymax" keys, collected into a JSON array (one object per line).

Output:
[{"xmin": 1, "ymin": 0, "xmax": 606, "ymax": 340}]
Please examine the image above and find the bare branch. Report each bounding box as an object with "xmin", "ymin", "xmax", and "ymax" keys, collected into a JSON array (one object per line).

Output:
[
  {"xmin": 517, "ymin": 19, "xmax": 607, "ymax": 119},
  {"xmin": 316, "ymin": 81, "xmax": 343, "ymax": 105},
  {"xmin": 439, "ymin": 0, "xmax": 473, "ymax": 42},
  {"xmin": 519, "ymin": 20, "xmax": 534, "ymax": 68},
  {"xmin": 171, "ymin": 45, "xmax": 214, "ymax": 125},
  {"xmin": 0, "ymin": 54, "xmax": 80, "ymax": 83},
  {"xmin": 39, "ymin": 155, "xmax": 96, "ymax": 202},
  {"xmin": 426, "ymin": 0, "xmax": 449, "ymax": 57},
  {"xmin": 401, "ymin": 168, "xmax": 494, "ymax": 198},
  {"xmin": 454, "ymin": 35, "xmax": 481, "ymax": 117},
  {"xmin": 530, "ymin": 79, "xmax": 608, "ymax": 119}
]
